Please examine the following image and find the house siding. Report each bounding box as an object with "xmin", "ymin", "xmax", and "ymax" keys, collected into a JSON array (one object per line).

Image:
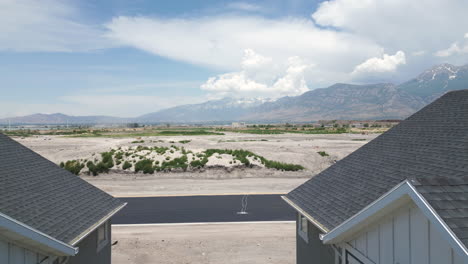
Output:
[
  {"xmin": 296, "ymin": 213, "xmax": 335, "ymax": 264},
  {"xmin": 346, "ymin": 202, "xmax": 468, "ymax": 264},
  {"xmin": 0, "ymin": 237, "xmax": 55, "ymax": 264},
  {"xmin": 69, "ymin": 220, "xmax": 112, "ymax": 264}
]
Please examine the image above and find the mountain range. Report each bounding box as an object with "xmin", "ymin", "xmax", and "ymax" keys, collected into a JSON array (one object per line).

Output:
[{"xmin": 2, "ymin": 63, "xmax": 467, "ymax": 124}]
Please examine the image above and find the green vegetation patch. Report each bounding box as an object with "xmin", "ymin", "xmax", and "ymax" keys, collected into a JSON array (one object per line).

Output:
[
  {"xmin": 60, "ymin": 160, "xmax": 85, "ymax": 175},
  {"xmin": 317, "ymin": 151, "xmax": 329, "ymax": 157}
]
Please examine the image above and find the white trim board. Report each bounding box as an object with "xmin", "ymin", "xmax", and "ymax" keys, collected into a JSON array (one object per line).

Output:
[
  {"xmin": 70, "ymin": 202, "xmax": 127, "ymax": 246},
  {"xmin": 0, "ymin": 211, "xmax": 78, "ymax": 256},
  {"xmin": 321, "ymin": 180, "xmax": 468, "ymax": 258},
  {"xmin": 281, "ymin": 196, "xmax": 329, "ymax": 233}
]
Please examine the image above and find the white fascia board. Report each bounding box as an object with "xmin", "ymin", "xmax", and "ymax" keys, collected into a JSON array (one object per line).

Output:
[
  {"xmin": 0, "ymin": 212, "xmax": 78, "ymax": 256},
  {"xmin": 70, "ymin": 202, "xmax": 127, "ymax": 246},
  {"xmin": 281, "ymin": 196, "xmax": 329, "ymax": 233},
  {"xmin": 321, "ymin": 180, "xmax": 468, "ymax": 257}
]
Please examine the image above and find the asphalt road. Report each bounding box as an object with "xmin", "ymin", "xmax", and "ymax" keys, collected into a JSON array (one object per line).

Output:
[{"xmin": 112, "ymin": 194, "xmax": 296, "ymax": 224}]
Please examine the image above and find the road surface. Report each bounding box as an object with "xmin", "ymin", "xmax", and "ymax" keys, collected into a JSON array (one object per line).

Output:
[{"xmin": 112, "ymin": 194, "xmax": 296, "ymax": 224}]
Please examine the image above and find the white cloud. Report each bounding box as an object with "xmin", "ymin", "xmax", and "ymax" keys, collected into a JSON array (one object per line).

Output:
[
  {"xmin": 352, "ymin": 51, "xmax": 406, "ymax": 77},
  {"xmin": 105, "ymin": 15, "xmax": 381, "ymax": 72},
  {"xmin": 435, "ymin": 41, "xmax": 468, "ymax": 57},
  {"xmin": 0, "ymin": 0, "xmax": 111, "ymax": 52},
  {"xmin": 200, "ymin": 49, "xmax": 310, "ymax": 98},
  {"xmin": 227, "ymin": 2, "xmax": 262, "ymax": 11},
  {"xmin": 312, "ymin": 0, "xmax": 468, "ymax": 54}
]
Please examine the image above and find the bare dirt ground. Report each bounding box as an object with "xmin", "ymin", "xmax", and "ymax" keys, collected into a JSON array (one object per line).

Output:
[
  {"xmin": 112, "ymin": 222, "xmax": 296, "ymax": 264},
  {"xmin": 13, "ymin": 132, "xmax": 375, "ymax": 264},
  {"xmin": 15, "ymin": 132, "xmax": 376, "ymax": 196}
]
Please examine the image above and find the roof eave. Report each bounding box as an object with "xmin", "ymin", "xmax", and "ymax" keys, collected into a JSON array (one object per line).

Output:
[
  {"xmin": 69, "ymin": 202, "xmax": 127, "ymax": 246},
  {"xmin": 0, "ymin": 211, "xmax": 78, "ymax": 256},
  {"xmin": 320, "ymin": 180, "xmax": 468, "ymax": 257},
  {"xmin": 281, "ymin": 196, "xmax": 329, "ymax": 233}
]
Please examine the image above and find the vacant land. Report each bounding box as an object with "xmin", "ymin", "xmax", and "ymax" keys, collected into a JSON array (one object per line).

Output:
[
  {"xmin": 12, "ymin": 131, "xmax": 375, "ymax": 264},
  {"xmin": 112, "ymin": 222, "xmax": 295, "ymax": 264},
  {"xmin": 15, "ymin": 132, "xmax": 375, "ymax": 195},
  {"xmin": 15, "ymin": 132, "xmax": 375, "ymax": 196}
]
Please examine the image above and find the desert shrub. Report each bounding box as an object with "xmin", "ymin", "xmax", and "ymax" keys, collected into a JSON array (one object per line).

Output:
[
  {"xmin": 161, "ymin": 155, "xmax": 188, "ymax": 171},
  {"xmin": 179, "ymin": 140, "xmax": 191, "ymax": 144},
  {"xmin": 87, "ymin": 161, "xmax": 98, "ymax": 176},
  {"xmin": 96, "ymin": 162, "xmax": 110, "ymax": 173},
  {"xmin": 63, "ymin": 160, "xmax": 85, "ymax": 175},
  {"xmin": 136, "ymin": 146, "xmax": 150, "ymax": 151},
  {"xmin": 263, "ymin": 160, "xmax": 304, "ymax": 171},
  {"xmin": 153, "ymin": 146, "xmax": 169, "ymax": 155},
  {"xmin": 190, "ymin": 158, "xmax": 208, "ymax": 168},
  {"xmin": 59, "ymin": 162, "xmax": 65, "ymax": 168},
  {"xmin": 165, "ymin": 156, "xmax": 170, "ymax": 160},
  {"xmin": 122, "ymin": 161, "xmax": 132, "ymax": 170},
  {"xmin": 114, "ymin": 152, "xmax": 124, "ymax": 160},
  {"xmin": 131, "ymin": 140, "xmax": 144, "ymax": 143},
  {"xmin": 135, "ymin": 159, "xmax": 154, "ymax": 174},
  {"xmin": 101, "ymin": 152, "xmax": 114, "ymax": 168},
  {"xmin": 317, "ymin": 151, "xmax": 329, "ymax": 157}
]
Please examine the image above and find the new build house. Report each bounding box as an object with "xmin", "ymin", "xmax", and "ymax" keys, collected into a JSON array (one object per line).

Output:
[
  {"xmin": 283, "ymin": 90, "xmax": 468, "ymax": 264},
  {"xmin": 0, "ymin": 134, "xmax": 126, "ymax": 264}
]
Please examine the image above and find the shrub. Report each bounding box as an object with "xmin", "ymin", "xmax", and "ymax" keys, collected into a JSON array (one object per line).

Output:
[
  {"xmin": 135, "ymin": 159, "xmax": 154, "ymax": 174},
  {"xmin": 179, "ymin": 140, "xmax": 191, "ymax": 144},
  {"xmin": 63, "ymin": 160, "xmax": 84, "ymax": 175},
  {"xmin": 101, "ymin": 152, "xmax": 114, "ymax": 168},
  {"xmin": 317, "ymin": 151, "xmax": 329, "ymax": 157},
  {"xmin": 87, "ymin": 161, "xmax": 98, "ymax": 176},
  {"xmin": 122, "ymin": 161, "xmax": 132, "ymax": 170}
]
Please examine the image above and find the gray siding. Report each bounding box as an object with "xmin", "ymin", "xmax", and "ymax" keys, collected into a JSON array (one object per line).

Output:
[
  {"xmin": 69, "ymin": 220, "xmax": 112, "ymax": 264},
  {"xmin": 297, "ymin": 214, "xmax": 335, "ymax": 264},
  {"xmin": 0, "ymin": 237, "xmax": 55, "ymax": 264},
  {"xmin": 347, "ymin": 202, "xmax": 468, "ymax": 264}
]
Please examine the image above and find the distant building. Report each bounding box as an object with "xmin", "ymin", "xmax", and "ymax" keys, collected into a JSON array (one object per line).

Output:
[
  {"xmin": 0, "ymin": 133, "xmax": 126, "ymax": 264},
  {"xmin": 283, "ymin": 90, "xmax": 468, "ymax": 264},
  {"xmin": 231, "ymin": 122, "xmax": 246, "ymax": 128}
]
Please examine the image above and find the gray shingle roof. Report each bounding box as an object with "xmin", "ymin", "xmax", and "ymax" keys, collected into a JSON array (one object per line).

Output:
[
  {"xmin": 0, "ymin": 134, "xmax": 124, "ymax": 244},
  {"xmin": 413, "ymin": 176, "xmax": 468, "ymax": 247},
  {"xmin": 287, "ymin": 90, "xmax": 468, "ymax": 241}
]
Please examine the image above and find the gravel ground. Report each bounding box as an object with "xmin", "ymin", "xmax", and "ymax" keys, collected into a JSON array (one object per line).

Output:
[{"xmin": 112, "ymin": 222, "xmax": 296, "ymax": 264}]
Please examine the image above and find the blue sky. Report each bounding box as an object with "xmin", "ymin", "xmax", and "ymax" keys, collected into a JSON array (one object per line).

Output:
[{"xmin": 1, "ymin": 0, "xmax": 468, "ymax": 117}]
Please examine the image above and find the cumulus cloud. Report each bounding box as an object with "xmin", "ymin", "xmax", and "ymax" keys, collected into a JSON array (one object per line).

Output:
[
  {"xmin": 352, "ymin": 51, "xmax": 406, "ymax": 77},
  {"xmin": 312, "ymin": 0, "xmax": 468, "ymax": 54},
  {"xmin": 0, "ymin": 0, "xmax": 111, "ymax": 52},
  {"xmin": 105, "ymin": 15, "xmax": 381, "ymax": 72},
  {"xmin": 201, "ymin": 49, "xmax": 311, "ymax": 98},
  {"xmin": 435, "ymin": 42, "xmax": 468, "ymax": 57}
]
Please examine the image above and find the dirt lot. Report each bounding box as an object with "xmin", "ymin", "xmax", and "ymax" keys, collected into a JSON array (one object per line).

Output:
[
  {"xmin": 112, "ymin": 222, "xmax": 296, "ymax": 264},
  {"xmin": 13, "ymin": 132, "xmax": 374, "ymax": 264},
  {"xmin": 15, "ymin": 132, "xmax": 375, "ymax": 196}
]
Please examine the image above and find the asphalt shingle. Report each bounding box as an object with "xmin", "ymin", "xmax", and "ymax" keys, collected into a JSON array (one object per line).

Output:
[
  {"xmin": 0, "ymin": 134, "xmax": 125, "ymax": 244},
  {"xmin": 287, "ymin": 90, "xmax": 468, "ymax": 246}
]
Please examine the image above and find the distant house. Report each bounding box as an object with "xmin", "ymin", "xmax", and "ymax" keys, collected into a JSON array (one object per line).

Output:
[
  {"xmin": 283, "ymin": 90, "xmax": 468, "ymax": 264},
  {"xmin": 232, "ymin": 122, "xmax": 246, "ymax": 128},
  {"xmin": 0, "ymin": 134, "xmax": 126, "ymax": 264}
]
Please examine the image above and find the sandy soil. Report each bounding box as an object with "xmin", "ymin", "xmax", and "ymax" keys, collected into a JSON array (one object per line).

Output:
[
  {"xmin": 112, "ymin": 222, "xmax": 295, "ymax": 264},
  {"xmin": 15, "ymin": 133, "xmax": 375, "ymax": 196}
]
